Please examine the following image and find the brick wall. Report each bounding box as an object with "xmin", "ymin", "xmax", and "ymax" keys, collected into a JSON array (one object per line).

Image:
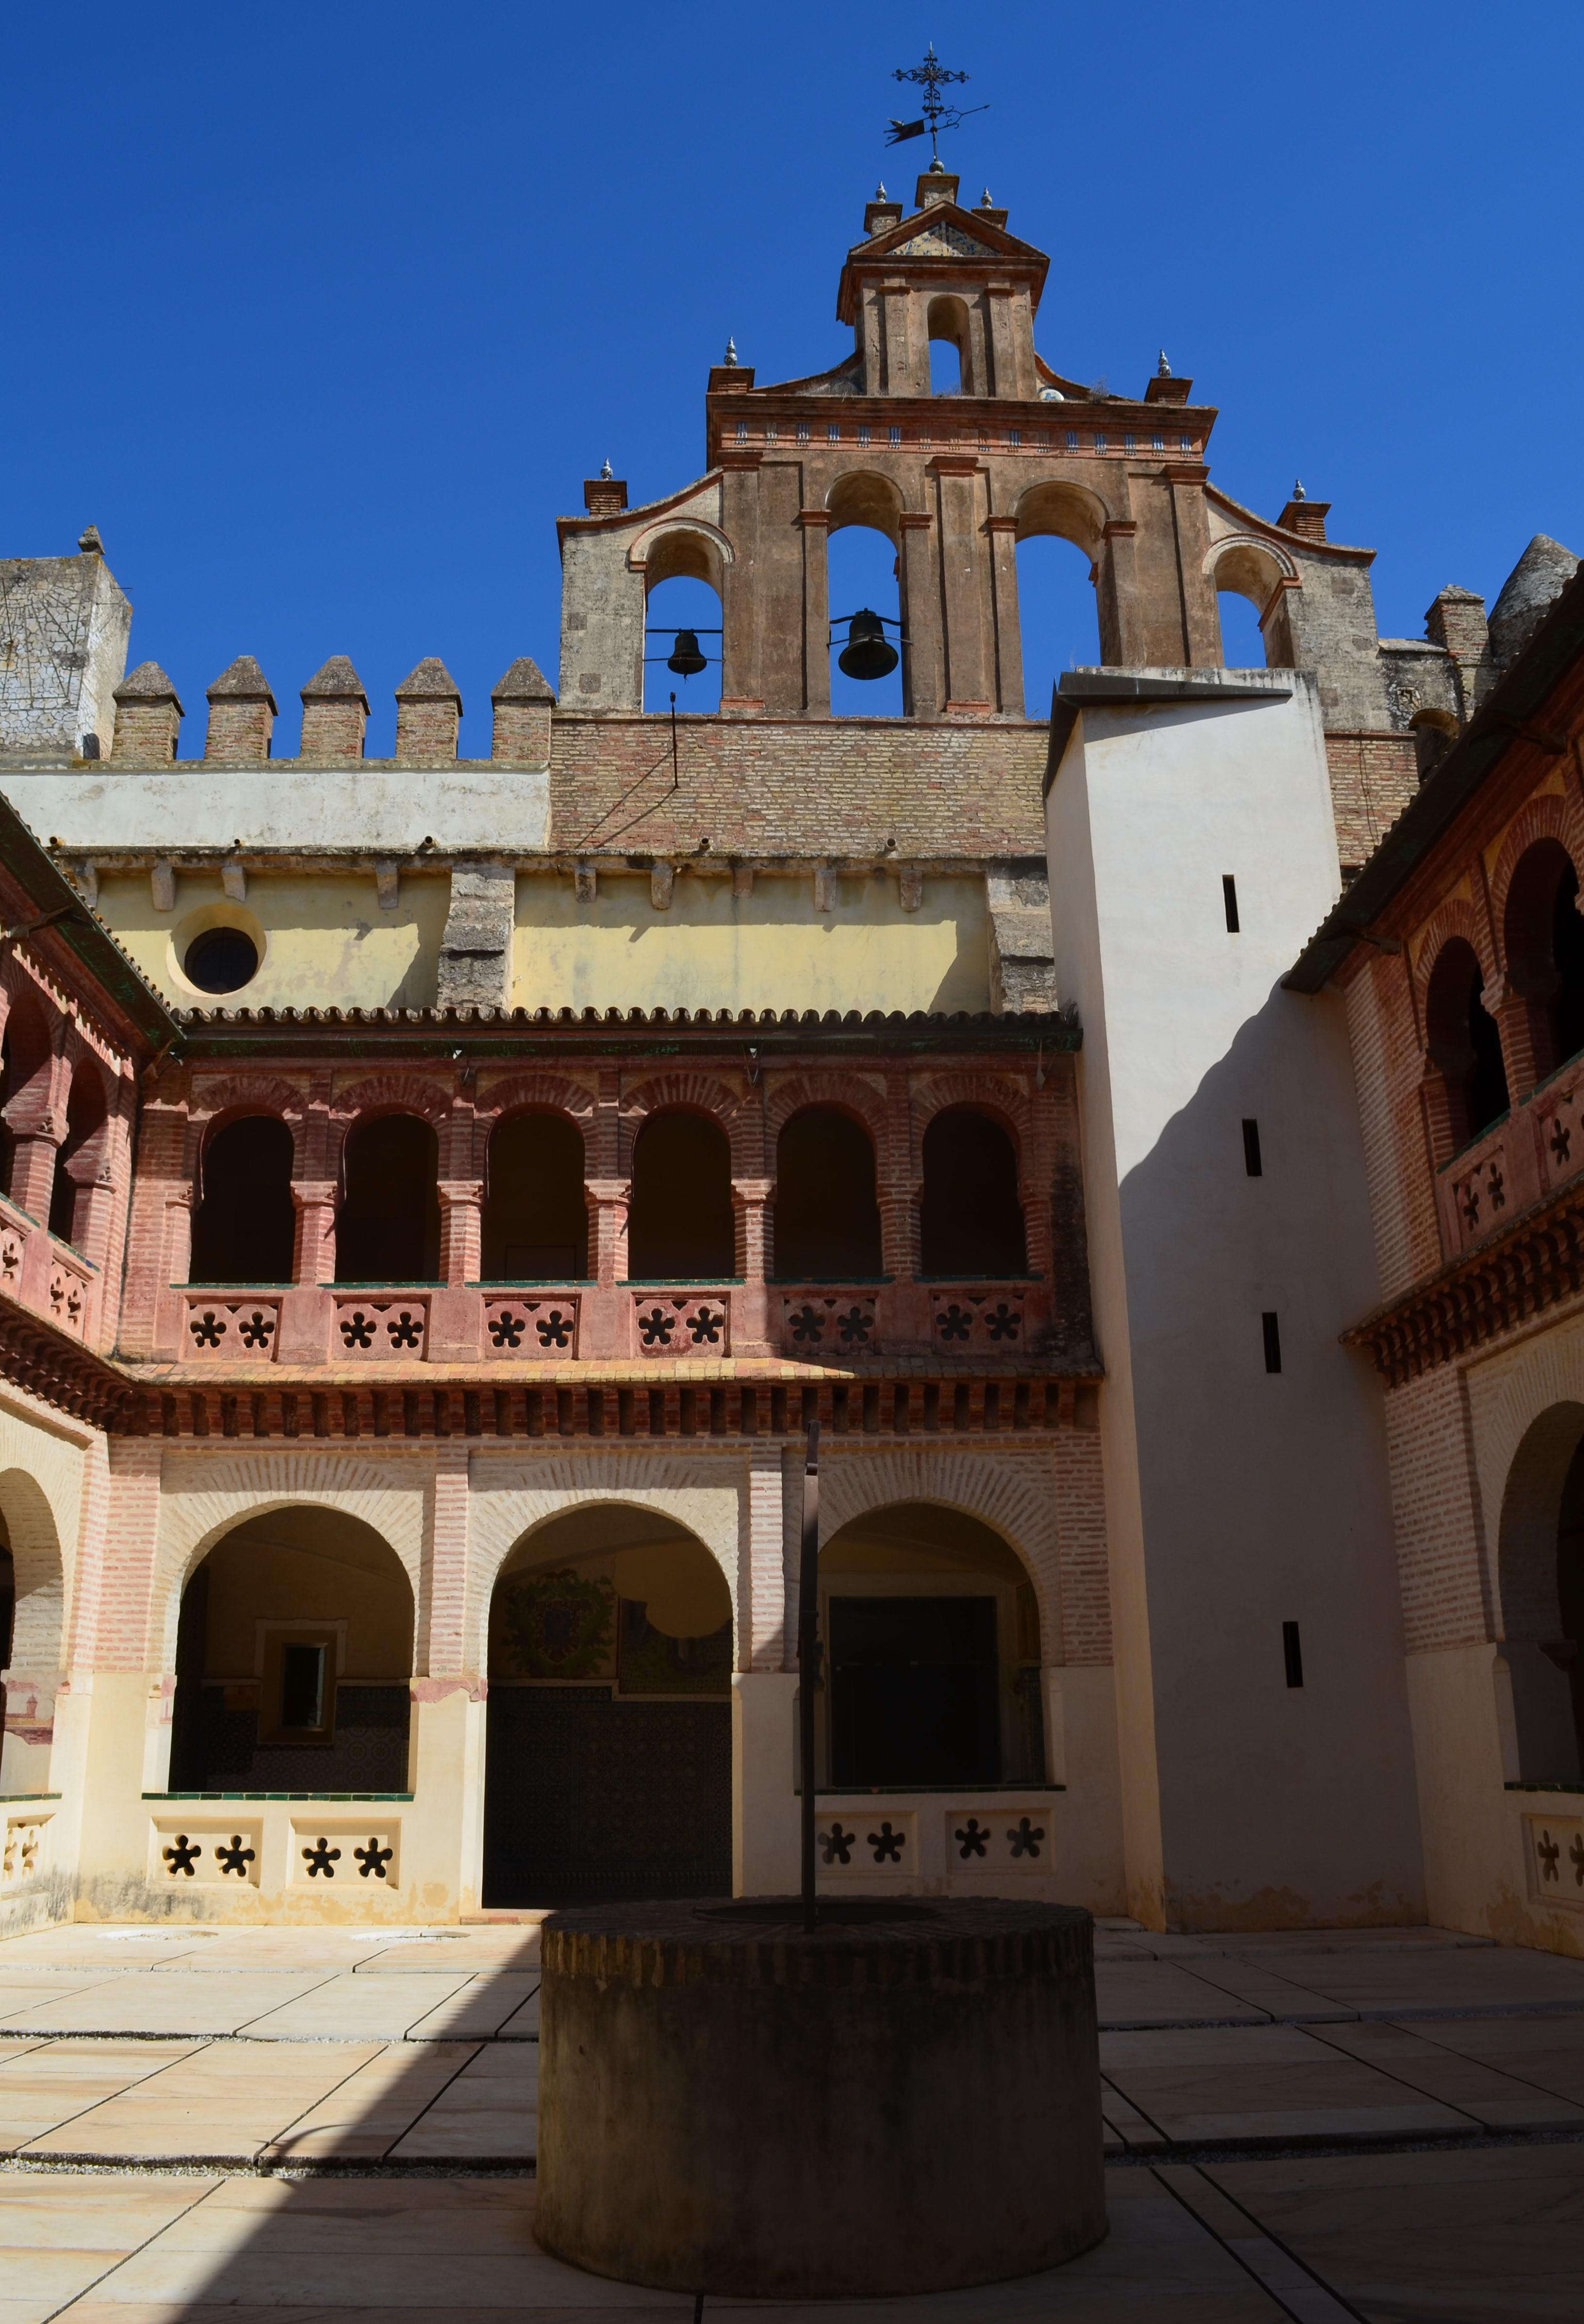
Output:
[
  {"xmin": 1325, "ymin": 731, "xmax": 1421, "ymax": 870},
  {"xmin": 1383, "ymin": 1365, "xmax": 1492, "ymax": 1652}
]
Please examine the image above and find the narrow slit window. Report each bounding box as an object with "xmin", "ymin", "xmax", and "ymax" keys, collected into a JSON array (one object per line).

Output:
[
  {"xmin": 1282, "ymin": 1620, "xmax": 1304, "ymax": 1688},
  {"xmin": 1262, "ymin": 1311, "xmax": 1282, "ymax": 1373},
  {"xmin": 1242, "ymin": 1119, "xmax": 1263, "ymax": 1176},
  {"xmin": 1223, "ymin": 874, "xmax": 1240, "ymax": 932},
  {"xmin": 280, "ymin": 1642, "xmax": 326, "ymax": 1730}
]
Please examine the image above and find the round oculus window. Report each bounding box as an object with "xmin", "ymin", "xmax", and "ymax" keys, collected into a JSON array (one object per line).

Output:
[{"xmin": 183, "ymin": 925, "xmax": 260, "ymax": 994}]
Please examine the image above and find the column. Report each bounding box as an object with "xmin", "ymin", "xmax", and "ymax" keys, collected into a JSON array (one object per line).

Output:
[
  {"xmin": 1097, "ymin": 521, "xmax": 1142, "ymax": 666},
  {"xmin": 719, "ymin": 454, "xmax": 764, "ymax": 713},
  {"xmin": 932, "ymin": 459, "xmax": 991, "ymax": 713},
  {"xmin": 73, "ymin": 1439, "xmax": 167, "ymax": 1889},
  {"xmin": 1166, "ymin": 470, "xmax": 1222, "ymax": 666},
  {"xmin": 438, "ymin": 1180, "xmax": 483, "ymax": 1286},
  {"xmin": 277, "ymin": 1179, "xmax": 336, "ymax": 1365},
  {"xmin": 732, "ymin": 1441, "xmax": 799, "ymax": 1895},
  {"xmin": 798, "ymin": 510, "xmax": 831, "ymax": 716},
  {"xmin": 877, "ymin": 1179, "xmax": 927, "ymax": 1352},
  {"xmin": 898, "ymin": 512, "xmax": 941, "ymax": 717},
  {"xmin": 985, "ymin": 514, "xmax": 1023, "ymax": 716},
  {"xmin": 7, "ymin": 1125, "xmax": 61, "ymax": 1226},
  {"xmin": 153, "ymin": 1187, "xmax": 195, "ymax": 1359},
  {"xmin": 731, "ymin": 1176, "xmax": 775, "ymax": 1357},
  {"xmin": 1488, "ymin": 979, "xmax": 1541, "ymax": 1103},
  {"xmin": 583, "ymin": 1177, "xmax": 631, "ymax": 1360},
  {"xmin": 405, "ymin": 1443, "xmax": 486, "ymax": 1917}
]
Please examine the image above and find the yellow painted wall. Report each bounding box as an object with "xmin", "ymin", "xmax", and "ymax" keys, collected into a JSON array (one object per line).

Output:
[
  {"xmin": 94, "ymin": 871, "xmax": 449, "ymax": 1012},
  {"xmin": 512, "ymin": 871, "xmax": 990, "ymax": 1015},
  {"xmin": 200, "ymin": 1511, "xmax": 414, "ymax": 1681}
]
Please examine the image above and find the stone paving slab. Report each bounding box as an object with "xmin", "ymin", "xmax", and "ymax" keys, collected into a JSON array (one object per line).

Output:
[
  {"xmin": 407, "ymin": 1974, "xmax": 538, "ymax": 2041},
  {"xmin": 387, "ymin": 2040, "xmax": 537, "ymax": 2162},
  {"xmin": 1247, "ymin": 1945, "xmax": 1584, "ymax": 2016},
  {"xmin": 235, "ymin": 1973, "xmax": 478, "ymax": 2042},
  {"xmin": 260, "ymin": 2043, "xmax": 481, "ymax": 2164},
  {"xmin": 1095, "ymin": 1960, "xmax": 1272, "ymax": 2027},
  {"xmin": 0, "ymin": 1972, "xmax": 341, "ymax": 2037},
  {"xmin": 1099, "ymin": 2024, "xmax": 1472, "ymax": 2148},
  {"xmin": 0, "ymin": 2039, "xmax": 204, "ymax": 2156},
  {"xmin": 1314, "ymin": 2017, "xmax": 1584, "ymax": 2129},
  {"xmin": 1208, "ymin": 2143, "xmax": 1584, "ymax": 2323},
  {"xmin": 0, "ymin": 2173, "xmax": 218, "ymax": 2324},
  {"xmin": 23, "ymin": 2041, "xmax": 386, "ymax": 2162}
]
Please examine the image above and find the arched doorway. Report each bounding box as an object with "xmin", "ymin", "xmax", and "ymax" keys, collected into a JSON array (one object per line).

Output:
[
  {"xmin": 1497, "ymin": 1405, "xmax": 1584, "ymax": 1783},
  {"xmin": 483, "ymin": 1505, "xmax": 733, "ymax": 1905},
  {"xmin": 0, "ymin": 1469, "xmax": 65, "ymax": 1797},
  {"xmin": 816, "ymin": 1503, "xmax": 1045, "ymax": 1788},
  {"xmin": 169, "ymin": 1507, "xmax": 414, "ymax": 1791}
]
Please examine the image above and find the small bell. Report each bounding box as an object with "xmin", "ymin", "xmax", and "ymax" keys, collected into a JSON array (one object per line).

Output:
[
  {"xmin": 837, "ymin": 608, "xmax": 899, "ymax": 682},
  {"xmin": 667, "ymin": 629, "xmax": 708, "ymax": 677}
]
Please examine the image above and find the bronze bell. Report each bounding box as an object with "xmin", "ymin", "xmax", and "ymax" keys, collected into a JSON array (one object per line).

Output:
[
  {"xmin": 667, "ymin": 629, "xmax": 708, "ymax": 677},
  {"xmin": 837, "ymin": 608, "xmax": 899, "ymax": 681}
]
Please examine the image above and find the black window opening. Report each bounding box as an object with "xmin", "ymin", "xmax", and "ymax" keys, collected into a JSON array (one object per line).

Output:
[
  {"xmin": 827, "ymin": 1595, "xmax": 1002, "ymax": 1786},
  {"xmin": 1223, "ymin": 874, "xmax": 1240, "ymax": 933},
  {"xmin": 1242, "ymin": 1119, "xmax": 1263, "ymax": 1177},
  {"xmin": 1262, "ymin": 1311, "xmax": 1282, "ymax": 1373},
  {"xmin": 1283, "ymin": 1620, "xmax": 1304, "ymax": 1689},
  {"xmin": 279, "ymin": 1642, "xmax": 328, "ymax": 1732}
]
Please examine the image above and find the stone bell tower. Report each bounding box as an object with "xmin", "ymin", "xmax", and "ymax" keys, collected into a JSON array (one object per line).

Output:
[{"xmin": 557, "ymin": 163, "xmax": 1227, "ymax": 721}]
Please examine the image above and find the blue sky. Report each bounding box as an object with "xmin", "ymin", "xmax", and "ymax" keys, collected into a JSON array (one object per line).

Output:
[{"xmin": 6, "ymin": 1, "xmax": 1579, "ymax": 747}]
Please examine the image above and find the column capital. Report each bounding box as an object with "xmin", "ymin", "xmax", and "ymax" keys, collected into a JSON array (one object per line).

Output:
[
  {"xmin": 731, "ymin": 1176, "xmax": 776, "ymax": 1204},
  {"xmin": 437, "ymin": 1179, "xmax": 485, "ymax": 1208},
  {"xmin": 796, "ymin": 508, "xmax": 832, "ymax": 530},
  {"xmin": 290, "ymin": 1179, "xmax": 337, "ymax": 1210}
]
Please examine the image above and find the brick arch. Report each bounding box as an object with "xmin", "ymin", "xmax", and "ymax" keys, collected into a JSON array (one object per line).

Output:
[
  {"xmin": 910, "ymin": 1071, "xmax": 1033, "ymax": 1170},
  {"xmin": 619, "ymin": 1070, "xmax": 753, "ymax": 1172},
  {"xmin": 1413, "ymin": 897, "xmax": 1497, "ymax": 1012},
  {"xmin": 184, "ymin": 1075, "xmax": 309, "ymax": 1173},
  {"xmin": 464, "ymin": 1462, "xmax": 744, "ymax": 1672},
  {"xmin": 1488, "ymin": 792, "xmax": 1584, "ymax": 945},
  {"xmin": 152, "ymin": 1454, "xmax": 427, "ymax": 1671},
  {"xmin": 475, "ymin": 1071, "xmax": 597, "ymax": 1127},
  {"xmin": 815, "ymin": 1447, "xmax": 1062, "ymax": 1663},
  {"xmin": 333, "ymin": 1074, "xmax": 454, "ymax": 1130},
  {"xmin": 764, "ymin": 1073, "xmax": 888, "ymax": 1155},
  {"xmin": 0, "ymin": 1460, "xmax": 67, "ymax": 1674}
]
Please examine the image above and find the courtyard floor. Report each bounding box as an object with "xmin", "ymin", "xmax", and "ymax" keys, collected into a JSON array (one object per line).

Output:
[{"xmin": 0, "ymin": 1917, "xmax": 1582, "ymax": 2321}]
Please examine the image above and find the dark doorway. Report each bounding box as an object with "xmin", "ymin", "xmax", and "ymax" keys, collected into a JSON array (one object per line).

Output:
[
  {"xmin": 626, "ymin": 1110, "xmax": 734, "ymax": 1278},
  {"xmin": 772, "ymin": 1105, "xmax": 882, "ymax": 1279},
  {"xmin": 1557, "ymin": 1433, "xmax": 1584, "ymax": 1767},
  {"xmin": 920, "ymin": 1108, "xmax": 1027, "ymax": 1275},
  {"xmin": 828, "ymin": 1595, "xmax": 1001, "ymax": 1785},
  {"xmin": 189, "ymin": 1116, "xmax": 297, "ymax": 1284},
  {"xmin": 482, "ymin": 1112, "xmax": 587, "ymax": 1280},
  {"xmin": 336, "ymin": 1114, "xmax": 441, "ymax": 1283},
  {"xmin": 482, "ymin": 1688, "xmax": 730, "ymax": 1904},
  {"xmin": 48, "ymin": 1061, "xmax": 106, "ymax": 1246}
]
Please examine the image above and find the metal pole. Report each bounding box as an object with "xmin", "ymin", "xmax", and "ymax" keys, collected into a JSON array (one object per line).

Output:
[{"xmin": 799, "ymin": 1418, "xmax": 821, "ymax": 1934}]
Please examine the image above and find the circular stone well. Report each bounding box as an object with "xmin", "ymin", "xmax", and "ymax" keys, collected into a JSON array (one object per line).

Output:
[{"xmin": 535, "ymin": 1896, "xmax": 1106, "ymax": 2298}]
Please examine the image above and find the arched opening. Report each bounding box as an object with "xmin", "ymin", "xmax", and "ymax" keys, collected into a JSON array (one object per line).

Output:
[
  {"xmin": 1424, "ymin": 938, "xmax": 1509, "ymax": 1152},
  {"xmin": 1209, "ymin": 543, "xmax": 1294, "ymax": 670},
  {"xmin": 483, "ymin": 1504, "xmax": 733, "ymax": 1904},
  {"xmin": 335, "ymin": 1113, "xmax": 441, "ymax": 1283},
  {"xmin": 0, "ymin": 1516, "xmax": 12, "ymax": 1783},
  {"xmin": 1496, "ymin": 1404, "xmax": 1584, "ymax": 1783},
  {"xmin": 817, "ymin": 1503, "xmax": 1044, "ymax": 1787},
  {"xmin": 482, "ymin": 1111, "xmax": 588, "ymax": 1281},
  {"xmin": 627, "ymin": 1109, "xmax": 734, "ymax": 1280},
  {"xmin": 920, "ymin": 1107, "xmax": 1027, "ymax": 1275},
  {"xmin": 1503, "ymin": 839, "xmax": 1584, "ymax": 1087},
  {"xmin": 189, "ymin": 1115, "xmax": 297, "ymax": 1284},
  {"xmin": 0, "ymin": 990, "xmax": 53, "ymax": 1208},
  {"xmin": 1015, "ymin": 482, "xmax": 1108, "ymax": 715},
  {"xmin": 46, "ymin": 1057, "xmax": 107, "ymax": 1247},
  {"xmin": 640, "ymin": 527, "xmax": 726, "ymax": 716},
  {"xmin": 772, "ymin": 1105, "xmax": 882, "ymax": 1279},
  {"xmin": 1411, "ymin": 708, "xmax": 1457, "ymax": 781},
  {"xmin": 827, "ymin": 472, "xmax": 904, "ymax": 719},
  {"xmin": 168, "ymin": 1507, "xmax": 414, "ymax": 1792},
  {"xmin": 927, "ymin": 295, "xmax": 973, "ymax": 396},
  {"xmin": 0, "ymin": 1470, "xmax": 68, "ymax": 1796}
]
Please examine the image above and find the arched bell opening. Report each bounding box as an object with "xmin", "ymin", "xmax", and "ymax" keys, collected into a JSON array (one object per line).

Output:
[
  {"xmin": 827, "ymin": 472, "xmax": 904, "ymax": 718},
  {"xmin": 189, "ymin": 1115, "xmax": 296, "ymax": 1285},
  {"xmin": 1206, "ymin": 541, "xmax": 1295, "ymax": 671},
  {"xmin": 168, "ymin": 1507, "xmax": 415, "ymax": 1793},
  {"xmin": 640, "ymin": 527, "xmax": 725, "ymax": 715},
  {"xmin": 926, "ymin": 294, "xmax": 975, "ymax": 396},
  {"xmin": 815, "ymin": 1503, "xmax": 1045, "ymax": 1788},
  {"xmin": 482, "ymin": 1504, "xmax": 734, "ymax": 1905}
]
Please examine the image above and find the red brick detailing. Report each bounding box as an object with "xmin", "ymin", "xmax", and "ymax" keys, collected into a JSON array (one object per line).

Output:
[
  {"xmin": 1485, "ymin": 788, "xmax": 1584, "ymax": 941},
  {"xmin": 1053, "ymin": 1423, "xmax": 1111, "ymax": 1665},
  {"xmin": 1324, "ymin": 731, "xmax": 1420, "ymax": 867},
  {"xmin": 1382, "ymin": 1366, "xmax": 1493, "ymax": 1651},
  {"xmin": 423, "ymin": 1442, "xmax": 470, "ymax": 1676},
  {"xmin": 618, "ymin": 1070, "xmax": 755, "ymax": 1171}
]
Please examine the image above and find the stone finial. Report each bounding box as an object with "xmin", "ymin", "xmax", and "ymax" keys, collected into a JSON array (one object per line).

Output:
[
  {"xmin": 111, "ymin": 661, "xmax": 183, "ymax": 764},
  {"xmin": 394, "ymin": 657, "xmax": 463, "ymax": 764},
  {"xmin": 724, "ymin": 337, "xmax": 737, "ymax": 366},
  {"xmin": 299, "ymin": 655, "xmax": 370, "ymax": 761},
  {"xmin": 599, "ymin": 457, "xmax": 613, "ymax": 480},
  {"xmin": 78, "ymin": 524, "xmax": 104, "ymax": 556},
  {"xmin": 1157, "ymin": 350, "xmax": 1172, "ymax": 377},
  {"xmin": 875, "ymin": 181, "xmax": 887, "ymax": 199},
  {"xmin": 490, "ymin": 656, "xmax": 556, "ymax": 762},
  {"xmin": 1489, "ymin": 533, "xmax": 1582, "ymax": 667},
  {"xmin": 204, "ymin": 655, "xmax": 278, "ymax": 762},
  {"xmin": 979, "ymin": 187, "xmax": 993, "ymax": 207}
]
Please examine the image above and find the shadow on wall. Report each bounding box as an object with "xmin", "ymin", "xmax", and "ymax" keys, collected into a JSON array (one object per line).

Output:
[{"xmin": 1111, "ymin": 972, "xmax": 1424, "ymax": 1926}]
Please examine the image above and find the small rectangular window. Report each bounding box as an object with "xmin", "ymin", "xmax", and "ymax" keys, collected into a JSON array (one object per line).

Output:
[
  {"xmin": 1262, "ymin": 1312, "xmax": 1282, "ymax": 1373},
  {"xmin": 763, "ymin": 422, "xmax": 777, "ymax": 445},
  {"xmin": 1242, "ymin": 1119, "xmax": 1263, "ymax": 1176},
  {"xmin": 735, "ymin": 419, "xmax": 747, "ymax": 442},
  {"xmin": 1151, "ymin": 432, "xmax": 1165, "ymax": 452},
  {"xmin": 888, "ymin": 424, "xmax": 901, "ymax": 446},
  {"xmin": 1180, "ymin": 433, "xmax": 1192, "ymax": 453},
  {"xmin": 827, "ymin": 422, "xmax": 841, "ymax": 444},
  {"xmin": 1123, "ymin": 431, "xmax": 1137, "ymax": 452},
  {"xmin": 1094, "ymin": 430, "xmax": 1108, "ymax": 453},
  {"xmin": 1065, "ymin": 429, "xmax": 1078, "ymax": 450},
  {"xmin": 858, "ymin": 424, "xmax": 872, "ymax": 446},
  {"xmin": 796, "ymin": 421, "xmax": 809, "ymax": 444},
  {"xmin": 280, "ymin": 1643, "xmax": 326, "ymax": 1730},
  {"xmin": 1222, "ymin": 874, "xmax": 1240, "ymax": 932},
  {"xmin": 919, "ymin": 430, "xmax": 931, "ymax": 448},
  {"xmin": 1007, "ymin": 428, "xmax": 1021, "ymax": 446},
  {"xmin": 1282, "ymin": 1620, "xmax": 1304, "ymax": 1688}
]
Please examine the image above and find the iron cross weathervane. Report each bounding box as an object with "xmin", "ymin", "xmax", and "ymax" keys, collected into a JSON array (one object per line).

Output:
[{"xmin": 887, "ymin": 45, "xmax": 987, "ymax": 159}]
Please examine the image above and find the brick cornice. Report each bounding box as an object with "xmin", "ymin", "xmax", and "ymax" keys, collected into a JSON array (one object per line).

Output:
[
  {"xmin": 1345, "ymin": 1176, "xmax": 1584, "ymax": 1387},
  {"xmin": 0, "ymin": 1290, "xmax": 135, "ymax": 1429}
]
